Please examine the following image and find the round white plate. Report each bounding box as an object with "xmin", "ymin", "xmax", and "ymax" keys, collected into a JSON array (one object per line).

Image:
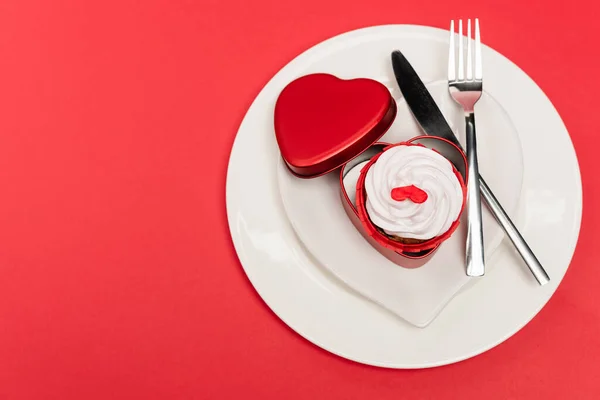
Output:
[{"xmin": 226, "ymin": 25, "xmax": 582, "ymax": 368}]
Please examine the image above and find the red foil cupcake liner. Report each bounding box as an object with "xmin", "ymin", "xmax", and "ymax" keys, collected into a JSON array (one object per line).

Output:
[{"xmin": 355, "ymin": 138, "xmax": 467, "ymax": 253}]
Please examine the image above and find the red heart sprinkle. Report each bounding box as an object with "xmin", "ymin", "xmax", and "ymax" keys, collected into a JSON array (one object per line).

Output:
[{"xmin": 391, "ymin": 185, "xmax": 428, "ymax": 204}]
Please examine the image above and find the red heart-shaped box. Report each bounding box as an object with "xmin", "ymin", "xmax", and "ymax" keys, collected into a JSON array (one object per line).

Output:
[
  {"xmin": 273, "ymin": 73, "xmax": 467, "ymax": 268},
  {"xmin": 274, "ymin": 73, "xmax": 397, "ymax": 177}
]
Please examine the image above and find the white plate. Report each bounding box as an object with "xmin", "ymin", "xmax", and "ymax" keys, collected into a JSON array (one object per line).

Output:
[
  {"xmin": 277, "ymin": 80, "xmax": 524, "ymax": 327},
  {"xmin": 226, "ymin": 25, "xmax": 582, "ymax": 368}
]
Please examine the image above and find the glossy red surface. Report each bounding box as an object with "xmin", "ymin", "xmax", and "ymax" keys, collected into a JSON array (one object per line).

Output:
[{"xmin": 274, "ymin": 73, "xmax": 396, "ymax": 177}]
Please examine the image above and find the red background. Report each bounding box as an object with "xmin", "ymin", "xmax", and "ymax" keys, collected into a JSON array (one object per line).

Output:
[{"xmin": 0, "ymin": 0, "xmax": 598, "ymax": 399}]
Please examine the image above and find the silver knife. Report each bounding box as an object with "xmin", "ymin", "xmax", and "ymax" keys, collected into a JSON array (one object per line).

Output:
[{"xmin": 391, "ymin": 50, "xmax": 550, "ymax": 286}]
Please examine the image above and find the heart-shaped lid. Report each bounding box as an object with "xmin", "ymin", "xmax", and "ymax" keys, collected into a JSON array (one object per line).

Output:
[{"xmin": 274, "ymin": 73, "xmax": 397, "ymax": 177}]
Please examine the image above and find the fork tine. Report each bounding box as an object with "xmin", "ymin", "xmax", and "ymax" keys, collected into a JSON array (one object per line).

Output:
[
  {"xmin": 466, "ymin": 19, "xmax": 473, "ymax": 80},
  {"xmin": 475, "ymin": 18, "xmax": 482, "ymax": 80},
  {"xmin": 457, "ymin": 20, "xmax": 464, "ymax": 81},
  {"xmin": 448, "ymin": 20, "xmax": 455, "ymax": 81}
]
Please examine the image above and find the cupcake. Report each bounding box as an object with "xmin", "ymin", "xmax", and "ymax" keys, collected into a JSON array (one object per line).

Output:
[{"xmin": 356, "ymin": 141, "xmax": 466, "ymax": 252}]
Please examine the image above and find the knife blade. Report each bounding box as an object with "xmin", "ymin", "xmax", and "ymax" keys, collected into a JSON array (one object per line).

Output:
[
  {"xmin": 391, "ymin": 51, "xmax": 461, "ymax": 149},
  {"xmin": 391, "ymin": 50, "xmax": 550, "ymax": 286}
]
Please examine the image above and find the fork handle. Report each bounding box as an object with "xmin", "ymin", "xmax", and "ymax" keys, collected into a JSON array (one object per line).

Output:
[
  {"xmin": 465, "ymin": 112, "xmax": 485, "ymax": 277},
  {"xmin": 479, "ymin": 176, "xmax": 551, "ymax": 285}
]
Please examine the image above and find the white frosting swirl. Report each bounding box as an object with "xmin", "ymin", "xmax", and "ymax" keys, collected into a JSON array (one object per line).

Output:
[{"xmin": 364, "ymin": 145, "xmax": 463, "ymax": 240}]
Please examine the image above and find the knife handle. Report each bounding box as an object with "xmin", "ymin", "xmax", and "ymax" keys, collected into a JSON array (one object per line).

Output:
[{"xmin": 479, "ymin": 176, "xmax": 550, "ymax": 285}]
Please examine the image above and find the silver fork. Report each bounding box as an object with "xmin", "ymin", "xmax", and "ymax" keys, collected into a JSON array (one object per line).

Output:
[{"xmin": 449, "ymin": 19, "xmax": 485, "ymax": 277}]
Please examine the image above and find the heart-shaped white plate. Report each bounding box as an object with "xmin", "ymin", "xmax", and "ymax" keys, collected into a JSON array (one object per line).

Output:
[{"xmin": 277, "ymin": 80, "xmax": 524, "ymax": 327}]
